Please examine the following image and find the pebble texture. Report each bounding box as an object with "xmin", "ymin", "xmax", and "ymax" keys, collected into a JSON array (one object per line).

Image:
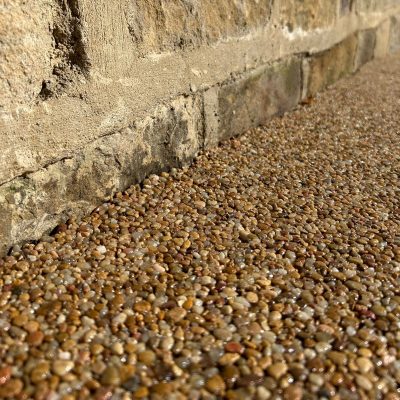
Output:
[{"xmin": 0, "ymin": 53, "xmax": 400, "ymax": 399}]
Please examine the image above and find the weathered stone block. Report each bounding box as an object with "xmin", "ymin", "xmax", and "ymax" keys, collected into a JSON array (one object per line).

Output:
[
  {"xmin": 375, "ymin": 20, "xmax": 391, "ymax": 58},
  {"xmin": 278, "ymin": 0, "xmax": 337, "ymax": 31},
  {"xmin": 354, "ymin": 0, "xmax": 398, "ymax": 13},
  {"xmin": 0, "ymin": 0, "xmax": 89, "ymax": 115},
  {"xmin": 216, "ymin": 57, "xmax": 302, "ymax": 141},
  {"xmin": 355, "ymin": 29, "xmax": 376, "ymax": 70},
  {"xmin": 340, "ymin": 0, "xmax": 353, "ymax": 16},
  {"xmin": 389, "ymin": 15, "xmax": 400, "ymax": 53},
  {"xmin": 307, "ymin": 34, "xmax": 358, "ymax": 96},
  {"xmin": 126, "ymin": 0, "xmax": 272, "ymax": 55},
  {"xmin": 0, "ymin": 95, "xmax": 203, "ymax": 256},
  {"xmin": 1, "ymin": 0, "xmax": 400, "ymax": 256},
  {"xmin": 0, "ymin": 0, "xmax": 53, "ymax": 115},
  {"xmin": 354, "ymin": 0, "xmax": 376, "ymax": 13}
]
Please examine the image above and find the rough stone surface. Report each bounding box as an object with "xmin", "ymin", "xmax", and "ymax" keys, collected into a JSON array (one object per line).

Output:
[
  {"xmin": 0, "ymin": 96, "xmax": 203, "ymax": 256},
  {"xmin": 126, "ymin": 0, "xmax": 273, "ymax": 55},
  {"xmin": 278, "ymin": 0, "xmax": 337, "ymax": 30},
  {"xmin": 306, "ymin": 34, "xmax": 358, "ymax": 96},
  {"xmin": 1, "ymin": 1, "xmax": 400, "ymax": 254},
  {"xmin": 0, "ymin": 0, "xmax": 89, "ymax": 115},
  {"xmin": 340, "ymin": 0, "xmax": 353, "ymax": 16},
  {"xmin": 390, "ymin": 15, "xmax": 400, "ymax": 53},
  {"xmin": 0, "ymin": 0, "xmax": 52, "ymax": 115},
  {"xmin": 355, "ymin": 29, "xmax": 377, "ymax": 70},
  {"xmin": 216, "ymin": 58, "xmax": 301, "ymax": 141},
  {"xmin": 375, "ymin": 19, "xmax": 392, "ymax": 58}
]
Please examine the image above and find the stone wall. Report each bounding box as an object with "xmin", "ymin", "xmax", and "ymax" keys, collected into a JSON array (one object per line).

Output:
[{"xmin": 1, "ymin": 0, "xmax": 400, "ymax": 255}]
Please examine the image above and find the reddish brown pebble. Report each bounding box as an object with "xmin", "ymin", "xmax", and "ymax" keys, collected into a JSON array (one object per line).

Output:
[
  {"xmin": 0, "ymin": 366, "xmax": 11, "ymax": 385},
  {"xmin": 225, "ymin": 342, "xmax": 244, "ymax": 354},
  {"xmin": 27, "ymin": 331, "xmax": 45, "ymax": 346}
]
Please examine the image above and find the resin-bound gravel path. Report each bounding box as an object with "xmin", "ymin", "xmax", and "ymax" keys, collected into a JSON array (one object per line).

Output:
[{"xmin": 0, "ymin": 53, "xmax": 400, "ymax": 400}]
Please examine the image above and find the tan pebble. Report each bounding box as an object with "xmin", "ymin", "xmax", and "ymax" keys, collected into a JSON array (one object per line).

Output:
[
  {"xmin": 355, "ymin": 374, "xmax": 373, "ymax": 391},
  {"xmin": 138, "ymin": 350, "xmax": 156, "ymax": 365},
  {"xmin": 52, "ymin": 360, "xmax": 74, "ymax": 377},
  {"xmin": 111, "ymin": 342, "xmax": 124, "ymax": 355},
  {"xmin": 151, "ymin": 382, "xmax": 174, "ymax": 395},
  {"xmin": 257, "ymin": 279, "xmax": 271, "ymax": 287},
  {"xmin": 309, "ymin": 373, "xmax": 324, "ymax": 386},
  {"xmin": 356, "ymin": 357, "xmax": 373, "ymax": 374},
  {"xmin": 134, "ymin": 387, "xmax": 149, "ymax": 398},
  {"xmin": 183, "ymin": 297, "xmax": 194, "ymax": 310},
  {"xmin": 330, "ymin": 372, "xmax": 344, "ymax": 385},
  {"xmin": 120, "ymin": 365, "xmax": 136, "ymax": 382},
  {"xmin": 246, "ymin": 292, "xmax": 259, "ymax": 303},
  {"xmin": 283, "ymin": 385, "xmax": 303, "ymax": 400},
  {"xmin": 0, "ymin": 379, "xmax": 23, "ymax": 398},
  {"xmin": 31, "ymin": 362, "xmax": 50, "ymax": 383},
  {"xmin": 222, "ymin": 365, "xmax": 240, "ymax": 383},
  {"xmin": 267, "ymin": 363, "xmax": 288, "ymax": 380},
  {"xmin": 94, "ymin": 387, "xmax": 113, "ymax": 400},
  {"xmin": 125, "ymin": 342, "xmax": 137, "ymax": 354},
  {"xmin": 318, "ymin": 324, "xmax": 335, "ymax": 334},
  {"xmin": 371, "ymin": 304, "xmax": 386, "ymax": 317},
  {"xmin": 358, "ymin": 348, "xmax": 372, "ymax": 358},
  {"xmin": 206, "ymin": 374, "xmax": 226, "ymax": 395},
  {"xmin": 161, "ymin": 337, "xmax": 174, "ymax": 351},
  {"xmin": 101, "ymin": 366, "xmax": 121, "ymax": 386},
  {"xmin": 269, "ymin": 311, "xmax": 282, "ymax": 321},
  {"xmin": 111, "ymin": 294, "xmax": 125, "ymax": 308},
  {"xmin": 90, "ymin": 343, "xmax": 104, "ymax": 355},
  {"xmin": 167, "ymin": 307, "xmax": 187, "ymax": 322},
  {"xmin": 194, "ymin": 200, "xmax": 206, "ymax": 209},
  {"xmin": 219, "ymin": 353, "xmax": 241, "ymax": 366},
  {"xmin": 256, "ymin": 386, "xmax": 271, "ymax": 400},
  {"xmin": 327, "ymin": 351, "xmax": 347, "ymax": 365},
  {"xmin": 25, "ymin": 320, "xmax": 40, "ymax": 333},
  {"xmin": 12, "ymin": 314, "xmax": 28, "ymax": 327},
  {"xmin": 182, "ymin": 240, "xmax": 191, "ymax": 250}
]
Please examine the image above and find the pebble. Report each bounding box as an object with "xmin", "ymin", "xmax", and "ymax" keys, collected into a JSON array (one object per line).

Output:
[
  {"xmin": 0, "ymin": 379, "xmax": 23, "ymax": 398},
  {"xmin": 138, "ymin": 350, "xmax": 156, "ymax": 365},
  {"xmin": 225, "ymin": 342, "xmax": 244, "ymax": 354},
  {"xmin": 283, "ymin": 385, "xmax": 303, "ymax": 400},
  {"xmin": 52, "ymin": 360, "xmax": 74, "ymax": 376},
  {"xmin": 0, "ymin": 366, "xmax": 11, "ymax": 385},
  {"xmin": 101, "ymin": 366, "xmax": 121, "ymax": 386},
  {"xmin": 27, "ymin": 330, "xmax": 44, "ymax": 346},
  {"xmin": 161, "ymin": 337, "xmax": 174, "ymax": 351},
  {"xmin": 134, "ymin": 387, "xmax": 149, "ymax": 398},
  {"xmin": 267, "ymin": 363, "xmax": 288, "ymax": 380},
  {"xmin": 328, "ymin": 351, "xmax": 347, "ymax": 365},
  {"xmin": 355, "ymin": 374, "xmax": 373, "ymax": 391},
  {"xmin": 31, "ymin": 362, "xmax": 50, "ymax": 383},
  {"xmin": 214, "ymin": 328, "xmax": 233, "ymax": 341},
  {"xmin": 257, "ymin": 386, "xmax": 271, "ymax": 400},
  {"xmin": 167, "ymin": 307, "xmax": 187, "ymax": 322},
  {"xmin": 356, "ymin": 357, "xmax": 373, "ymax": 373},
  {"xmin": 309, "ymin": 373, "xmax": 324, "ymax": 387},
  {"xmin": 206, "ymin": 375, "xmax": 226, "ymax": 394},
  {"xmin": 246, "ymin": 292, "xmax": 259, "ymax": 303},
  {"xmin": 219, "ymin": 353, "xmax": 241, "ymax": 365}
]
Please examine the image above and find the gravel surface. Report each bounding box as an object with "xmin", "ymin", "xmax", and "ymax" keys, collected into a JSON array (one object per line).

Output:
[{"xmin": 1, "ymin": 54, "xmax": 400, "ymax": 400}]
